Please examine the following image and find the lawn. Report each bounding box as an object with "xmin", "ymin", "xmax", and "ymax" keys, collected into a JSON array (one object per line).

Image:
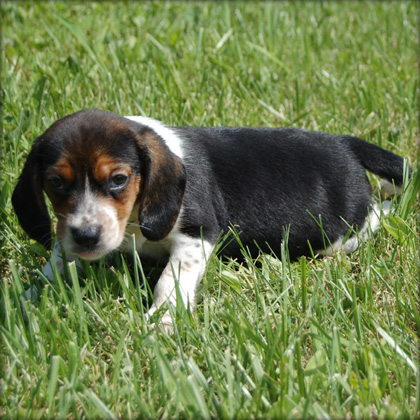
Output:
[{"xmin": 1, "ymin": 1, "xmax": 419, "ymax": 418}]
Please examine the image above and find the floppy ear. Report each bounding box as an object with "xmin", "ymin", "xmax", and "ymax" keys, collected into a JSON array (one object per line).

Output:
[
  {"xmin": 11, "ymin": 138, "xmax": 52, "ymax": 249},
  {"xmin": 135, "ymin": 130, "xmax": 186, "ymax": 242}
]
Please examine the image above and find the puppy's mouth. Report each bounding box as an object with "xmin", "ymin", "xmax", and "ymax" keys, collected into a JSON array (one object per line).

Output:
[
  {"xmin": 64, "ymin": 241, "xmax": 113, "ymax": 261},
  {"xmin": 62, "ymin": 237, "xmax": 120, "ymax": 261},
  {"xmin": 76, "ymin": 250, "xmax": 108, "ymax": 261}
]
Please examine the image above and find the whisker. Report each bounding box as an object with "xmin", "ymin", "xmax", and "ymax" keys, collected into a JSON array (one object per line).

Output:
[{"xmin": 125, "ymin": 222, "xmax": 154, "ymax": 232}]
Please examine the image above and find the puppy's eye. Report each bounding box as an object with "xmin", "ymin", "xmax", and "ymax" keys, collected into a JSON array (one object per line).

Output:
[
  {"xmin": 109, "ymin": 174, "xmax": 129, "ymax": 191},
  {"xmin": 47, "ymin": 175, "xmax": 65, "ymax": 191}
]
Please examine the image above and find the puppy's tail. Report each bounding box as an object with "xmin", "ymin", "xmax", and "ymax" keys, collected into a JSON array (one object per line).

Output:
[{"xmin": 343, "ymin": 135, "xmax": 410, "ymax": 187}]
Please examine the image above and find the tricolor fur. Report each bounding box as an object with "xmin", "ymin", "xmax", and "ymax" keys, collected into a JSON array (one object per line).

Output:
[{"xmin": 12, "ymin": 109, "xmax": 408, "ymax": 325}]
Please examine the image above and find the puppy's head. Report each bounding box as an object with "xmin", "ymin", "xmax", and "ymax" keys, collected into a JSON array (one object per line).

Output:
[{"xmin": 12, "ymin": 109, "xmax": 186, "ymax": 260}]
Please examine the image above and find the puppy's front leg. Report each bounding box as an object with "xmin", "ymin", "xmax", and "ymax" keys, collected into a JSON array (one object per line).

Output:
[
  {"xmin": 23, "ymin": 241, "xmax": 82, "ymax": 302},
  {"xmin": 146, "ymin": 236, "xmax": 214, "ymax": 326}
]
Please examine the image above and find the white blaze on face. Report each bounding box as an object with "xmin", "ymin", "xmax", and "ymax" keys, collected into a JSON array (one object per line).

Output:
[{"xmin": 59, "ymin": 184, "xmax": 124, "ymax": 260}]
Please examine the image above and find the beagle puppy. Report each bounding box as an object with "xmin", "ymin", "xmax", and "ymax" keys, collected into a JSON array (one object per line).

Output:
[{"xmin": 12, "ymin": 109, "xmax": 408, "ymax": 323}]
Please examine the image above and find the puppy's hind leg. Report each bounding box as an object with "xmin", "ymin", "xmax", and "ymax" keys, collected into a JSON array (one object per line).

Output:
[{"xmin": 321, "ymin": 201, "xmax": 392, "ymax": 256}]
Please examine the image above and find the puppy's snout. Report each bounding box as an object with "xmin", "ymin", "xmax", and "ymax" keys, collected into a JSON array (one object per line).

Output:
[{"xmin": 71, "ymin": 225, "xmax": 102, "ymax": 247}]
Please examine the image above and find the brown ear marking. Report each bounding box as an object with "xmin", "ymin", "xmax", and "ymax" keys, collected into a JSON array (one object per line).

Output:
[
  {"xmin": 12, "ymin": 138, "xmax": 52, "ymax": 249},
  {"xmin": 134, "ymin": 130, "xmax": 186, "ymax": 242}
]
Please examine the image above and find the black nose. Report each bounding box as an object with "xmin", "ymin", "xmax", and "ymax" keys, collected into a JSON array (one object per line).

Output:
[{"xmin": 71, "ymin": 226, "xmax": 101, "ymax": 247}]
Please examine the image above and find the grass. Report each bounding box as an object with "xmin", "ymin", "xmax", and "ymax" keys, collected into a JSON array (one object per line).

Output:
[{"xmin": 1, "ymin": 1, "xmax": 419, "ymax": 418}]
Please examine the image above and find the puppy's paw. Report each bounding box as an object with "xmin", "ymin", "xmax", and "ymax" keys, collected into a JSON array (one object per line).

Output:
[
  {"xmin": 24, "ymin": 285, "xmax": 39, "ymax": 302},
  {"xmin": 144, "ymin": 304, "xmax": 157, "ymax": 322},
  {"xmin": 159, "ymin": 311, "xmax": 175, "ymax": 334},
  {"xmin": 19, "ymin": 285, "xmax": 39, "ymax": 322},
  {"xmin": 145, "ymin": 305, "xmax": 174, "ymax": 334}
]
